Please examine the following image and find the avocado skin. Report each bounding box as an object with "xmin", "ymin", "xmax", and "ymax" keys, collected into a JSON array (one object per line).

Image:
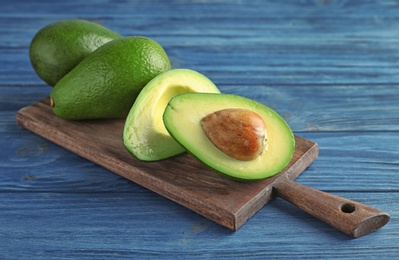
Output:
[
  {"xmin": 29, "ymin": 19, "xmax": 122, "ymax": 86},
  {"xmin": 50, "ymin": 36, "xmax": 171, "ymax": 120}
]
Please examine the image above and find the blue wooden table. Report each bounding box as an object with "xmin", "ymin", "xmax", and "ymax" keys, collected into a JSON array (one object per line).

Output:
[{"xmin": 1, "ymin": 0, "xmax": 398, "ymax": 259}]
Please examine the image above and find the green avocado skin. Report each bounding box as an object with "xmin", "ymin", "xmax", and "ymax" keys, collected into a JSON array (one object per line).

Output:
[
  {"xmin": 29, "ymin": 19, "xmax": 122, "ymax": 86},
  {"xmin": 50, "ymin": 36, "xmax": 171, "ymax": 120}
]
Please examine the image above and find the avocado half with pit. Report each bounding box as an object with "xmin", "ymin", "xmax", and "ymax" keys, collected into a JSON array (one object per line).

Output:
[
  {"xmin": 163, "ymin": 93, "xmax": 295, "ymax": 180},
  {"xmin": 123, "ymin": 69, "xmax": 220, "ymax": 161}
]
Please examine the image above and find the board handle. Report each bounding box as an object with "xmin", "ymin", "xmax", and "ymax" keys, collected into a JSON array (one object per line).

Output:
[{"xmin": 273, "ymin": 177, "xmax": 390, "ymax": 238}]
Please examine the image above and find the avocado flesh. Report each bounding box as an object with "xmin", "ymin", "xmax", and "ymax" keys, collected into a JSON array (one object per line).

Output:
[
  {"xmin": 163, "ymin": 93, "xmax": 295, "ymax": 180},
  {"xmin": 123, "ymin": 69, "xmax": 221, "ymax": 161}
]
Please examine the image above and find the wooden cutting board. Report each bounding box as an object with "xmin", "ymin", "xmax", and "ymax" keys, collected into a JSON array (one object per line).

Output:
[{"xmin": 16, "ymin": 97, "xmax": 319, "ymax": 231}]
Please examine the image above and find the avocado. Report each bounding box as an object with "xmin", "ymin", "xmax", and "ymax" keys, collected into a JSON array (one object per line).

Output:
[
  {"xmin": 123, "ymin": 69, "xmax": 221, "ymax": 161},
  {"xmin": 163, "ymin": 93, "xmax": 295, "ymax": 180},
  {"xmin": 29, "ymin": 19, "xmax": 122, "ymax": 86},
  {"xmin": 50, "ymin": 36, "xmax": 171, "ymax": 120}
]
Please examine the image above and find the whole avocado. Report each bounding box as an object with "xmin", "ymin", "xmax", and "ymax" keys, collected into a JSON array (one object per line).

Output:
[
  {"xmin": 50, "ymin": 36, "xmax": 171, "ymax": 120},
  {"xmin": 29, "ymin": 19, "xmax": 122, "ymax": 86}
]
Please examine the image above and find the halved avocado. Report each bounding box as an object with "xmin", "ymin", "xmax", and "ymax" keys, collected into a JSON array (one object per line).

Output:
[
  {"xmin": 163, "ymin": 93, "xmax": 295, "ymax": 180},
  {"xmin": 123, "ymin": 69, "xmax": 220, "ymax": 161}
]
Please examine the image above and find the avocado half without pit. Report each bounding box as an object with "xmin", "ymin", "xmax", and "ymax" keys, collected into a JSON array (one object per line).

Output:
[
  {"xmin": 163, "ymin": 93, "xmax": 295, "ymax": 181},
  {"xmin": 123, "ymin": 69, "xmax": 220, "ymax": 161}
]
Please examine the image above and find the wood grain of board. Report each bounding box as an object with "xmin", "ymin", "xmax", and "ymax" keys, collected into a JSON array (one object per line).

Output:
[{"xmin": 16, "ymin": 97, "xmax": 319, "ymax": 231}]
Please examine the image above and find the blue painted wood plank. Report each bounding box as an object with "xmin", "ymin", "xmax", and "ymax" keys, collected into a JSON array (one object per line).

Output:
[
  {"xmin": 298, "ymin": 132, "xmax": 399, "ymax": 192},
  {"xmin": 2, "ymin": 1, "xmax": 399, "ymax": 87},
  {"xmin": 0, "ymin": 191, "xmax": 396, "ymax": 259}
]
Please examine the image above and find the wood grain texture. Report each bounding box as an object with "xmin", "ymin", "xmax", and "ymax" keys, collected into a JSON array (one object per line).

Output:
[
  {"xmin": 0, "ymin": 192, "xmax": 395, "ymax": 259},
  {"xmin": 16, "ymin": 97, "xmax": 318, "ymax": 231},
  {"xmin": 1, "ymin": 0, "xmax": 399, "ymax": 259},
  {"xmin": 274, "ymin": 178, "xmax": 390, "ymax": 237}
]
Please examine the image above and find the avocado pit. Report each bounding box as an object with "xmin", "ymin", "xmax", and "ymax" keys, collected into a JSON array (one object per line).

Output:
[{"xmin": 201, "ymin": 108, "xmax": 268, "ymax": 161}]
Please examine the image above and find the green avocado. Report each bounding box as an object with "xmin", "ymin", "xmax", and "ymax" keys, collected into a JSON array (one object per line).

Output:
[
  {"xmin": 50, "ymin": 36, "xmax": 171, "ymax": 120},
  {"xmin": 123, "ymin": 69, "xmax": 220, "ymax": 161},
  {"xmin": 29, "ymin": 19, "xmax": 122, "ymax": 86},
  {"xmin": 163, "ymin": 93, "xmax": 295, "ymax": 181}
]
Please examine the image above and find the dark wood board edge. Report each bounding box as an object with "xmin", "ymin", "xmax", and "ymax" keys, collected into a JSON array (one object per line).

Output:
[{"xmin": 233, "ymin": 139, "xmax": 319, "ymax": 230}]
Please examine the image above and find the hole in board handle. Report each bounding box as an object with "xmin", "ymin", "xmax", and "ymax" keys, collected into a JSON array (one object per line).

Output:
[{"xmin": 340, "ymin": 203, "xmax": 356, "ymax": 213}]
